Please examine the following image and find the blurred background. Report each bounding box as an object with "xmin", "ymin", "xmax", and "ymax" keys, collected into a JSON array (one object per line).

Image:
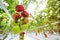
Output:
[{"xmin": 0, "ymin": 0, "xmax": 60, "ymax": 40}]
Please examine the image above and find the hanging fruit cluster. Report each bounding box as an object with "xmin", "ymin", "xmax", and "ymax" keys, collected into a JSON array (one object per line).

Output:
[{"xmin": 12, "ymin": 5, "xmax": 29, "ymax": 24}]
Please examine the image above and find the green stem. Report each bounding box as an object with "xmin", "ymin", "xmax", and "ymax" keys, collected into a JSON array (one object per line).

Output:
[
  {"xmin": 19, "ymin": 19, "xmax": 22, "ymax": 30},
  {"xmin": 20, "ymin": 36, "xmax": 24, "ymax": 40}
]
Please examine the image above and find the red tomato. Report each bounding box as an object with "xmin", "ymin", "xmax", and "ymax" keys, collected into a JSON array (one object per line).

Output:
[
  {"xmin": 16, "ymin": 5, "xmax": 24, "ymax": 12},
  {"xmin": 22, "ymin": 11, "xmax": 29, "ymax": 17}
]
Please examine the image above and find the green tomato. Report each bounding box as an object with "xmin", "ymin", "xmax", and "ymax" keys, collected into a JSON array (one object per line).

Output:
[
  {"xmin": 2, "ymin": 13, "xmax": 7, "ymax": 16},
  {"xmin": 21, "ymin": 24, "xmax": 28, "ymax": 31},
  {"xmin": 12, "ymin": 26, "xmax": 20, "ymax": 34}
]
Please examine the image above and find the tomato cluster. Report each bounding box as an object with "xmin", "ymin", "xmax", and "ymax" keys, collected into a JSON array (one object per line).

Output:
[
  {"xmin": 15, "ymin": 5, "xmax": 29, "ymax": 17},
  {"xmin": 12, "ymin": 5, "xmax": 29, "ymax": 24}
]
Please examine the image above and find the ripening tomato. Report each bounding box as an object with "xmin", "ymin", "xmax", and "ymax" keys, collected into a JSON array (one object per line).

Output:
[
  {"xmin": 53, "ymin": 29, "xmax": 57, "ymax": 32},
  {"xmin": 12, "ymin": 12, "xmax": 21, "ymax": 21},
  {"xmin": 15, "ymin": 5, "xmax": 24, "ymax": 12},
  {"xmin": 22, "ymin": 11, "xmax": 29, "ymax": 17},
  {"xmin": 49, "ymin": 30, "xmax": 54, "ymax": 34},
  {"xmin": 57, "ymin": 22, "xmax": 60, "ymax": 27},
  {"xmin": 22, "ymin": 17, "xmax": 28, "ymax": 24},
  {"xmin": 43, "ymin": 33, "xmax": 47, "ymax": 38},
  {"xmin": 57, "ymin": 22, "xmax": 60, "ymax": 32},
  {"xmin": 20, "ymin": 32, "xmax": 25, "ymax": 36}
]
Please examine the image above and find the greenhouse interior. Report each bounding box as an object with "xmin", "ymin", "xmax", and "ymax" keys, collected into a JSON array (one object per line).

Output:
[{"xmin": 0, "ymin": 0, "xmax": 60, "ymax": 40}]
